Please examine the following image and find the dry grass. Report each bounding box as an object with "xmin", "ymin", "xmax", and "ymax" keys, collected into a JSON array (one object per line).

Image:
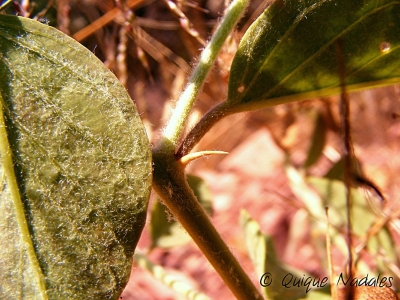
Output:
[{"xmin": 11, "ymin": 0, "xmax": 400, "ymax": 298}]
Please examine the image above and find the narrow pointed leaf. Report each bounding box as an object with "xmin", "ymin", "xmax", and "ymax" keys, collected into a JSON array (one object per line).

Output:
[
  {"xmin": 228, "ymin": 0, "xmax": 400, "ymax": 111},
  {"xmin": 0, "ymin": 15, "xmax": 152, "ymax": 299},
  {"xmin": 240, "ymin": 210, "xmax": 308, "ymax": 299}
]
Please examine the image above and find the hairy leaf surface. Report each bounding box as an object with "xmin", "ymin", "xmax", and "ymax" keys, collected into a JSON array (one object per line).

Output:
[
  {"xmin": 228, "ymin": 0, "xmax": 400, "ymax": 110},
  {"xmin": 0, "ymin": 15, "xmax": 152, "ymax": 299}
]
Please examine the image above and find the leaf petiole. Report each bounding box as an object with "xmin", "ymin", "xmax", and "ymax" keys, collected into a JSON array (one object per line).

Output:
[{"xmin": 157, "ymin": 0, "xmax": 250, "ymax": 154}]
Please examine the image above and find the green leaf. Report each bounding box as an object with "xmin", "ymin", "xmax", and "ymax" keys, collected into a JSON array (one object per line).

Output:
[
  {"xmin": 227, "ymin": 0, "xmax": 400, "ymax": 111},
  {"xmin": 324, "ymin": 156, "xmax": 363, "ymax": 182},
  {"xmin": 0, "ymin": 15, "xmax": 152, "ymax": 300},
  {"xmin": 150, "ymin": 175, "xmax": 212, "ymax": 249},
  {"xmin": 239, "ymin": 210, "xmax": 267, "ymax": 280},
  {"xmin": 308, "ymin": 176, "xmax": 398, "ymax": 276},
  {"xmin": 367, "ymin": 225, "xmax": 397, "ymax": 274},
  {"xmin": 325, "ymin": 158, "xmax": 346, "ymax": 181},
  {"xmin": 308, "ymin": 177, "xmax": 373, "ymax": 235},
  {"xmin": 240, "ymin": 210, "xmax": 308, "ymax": 300}
]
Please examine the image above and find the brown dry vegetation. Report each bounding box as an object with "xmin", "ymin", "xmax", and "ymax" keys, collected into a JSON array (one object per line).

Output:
[{"xmin": 11, "ymin": 0, "xmax": 400, "ymax": 299}]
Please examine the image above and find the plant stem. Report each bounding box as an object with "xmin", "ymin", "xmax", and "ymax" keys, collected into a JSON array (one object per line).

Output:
[
  {"xmin": 152, "ymin": 148, "xmax": 264, "ymax": 300},
  {"xmin": 176, "ymin": 101, "xmax": 232, "ymax": 158},
  {"xmin": 158, "ymin": 0, "xmax": 250, "ymax": 153},
  {"xmin": 336, "ymin": 38, "xmax": 355, "ymax": 300},
  {"xmin": 152, "ymin": 1, "xmax": 261, "ymax": 298}
]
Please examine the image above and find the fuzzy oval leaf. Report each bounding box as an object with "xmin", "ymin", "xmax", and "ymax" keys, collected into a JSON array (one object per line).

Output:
[
  {"xmin": 228, "ymin": 0, "xmax": 400, "ymax": 110},
  {"xmin": 0, "ymin": 15, "xmax": 152, "ymax": 299}
]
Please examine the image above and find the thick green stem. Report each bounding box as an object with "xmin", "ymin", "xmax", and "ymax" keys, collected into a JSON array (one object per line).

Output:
[
  {"xmin": 152, "ymin": 147, "xmax": 264, "ymax": 300},
  {"xmin": 159, "ymin": 0, "xmax": 250, "ymax": 153}
]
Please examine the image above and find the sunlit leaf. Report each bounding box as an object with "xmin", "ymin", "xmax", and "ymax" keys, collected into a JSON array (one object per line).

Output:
[
  {"xmin": 286, "ymin": 164, "xmax": 325, "ymax": 218},
  {"xmin": 367, "ymin": 226, "xmax": 397, "ymax": 274},
  {"xmin": 240, "ymin": 210, "xmax": 308, "ymax": 300},
  {"xmin": 308, "ymin": 177, "xmax": 373, "ymax": 235},
  {"xmin": 228, "ymin": 0, "xmax": 400, "ymax": 111},
  {"xmin": 239, "ymin": 210, "xmax": 267, "ymax": 280},
  {"xmin": 308, "ymin": 176, "xmax": 398, "ymax": 276},
  {"xmin": 0, "ymin": 15, "xmax": 152, "ymax": 299}
]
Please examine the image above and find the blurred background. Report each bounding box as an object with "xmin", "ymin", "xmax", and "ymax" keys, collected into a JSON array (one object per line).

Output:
[{"xmin": 5, "ymin": 0, "xmax": 400, "ymax": 299}]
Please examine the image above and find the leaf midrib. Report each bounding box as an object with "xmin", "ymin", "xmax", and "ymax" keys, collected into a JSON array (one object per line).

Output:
[
  {"xmin": 0, "ymin": 94, "xmax": 48, "ymax": 300},
  {"xmin": 236, "ymin": 1, "xmax": 400, "ymax": 103}
]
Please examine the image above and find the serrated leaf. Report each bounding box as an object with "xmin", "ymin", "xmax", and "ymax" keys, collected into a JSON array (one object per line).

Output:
[
  {"xmin": 227, "ymin": 0, "xmax": 400, "ymax": 111},
  {"xmin": 0, "ymin": 15, "xmax": 152, "ymax": 299},
  {"xmin": 150, "ymin": 175, "xmax": 212, "ymax": 249}
]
